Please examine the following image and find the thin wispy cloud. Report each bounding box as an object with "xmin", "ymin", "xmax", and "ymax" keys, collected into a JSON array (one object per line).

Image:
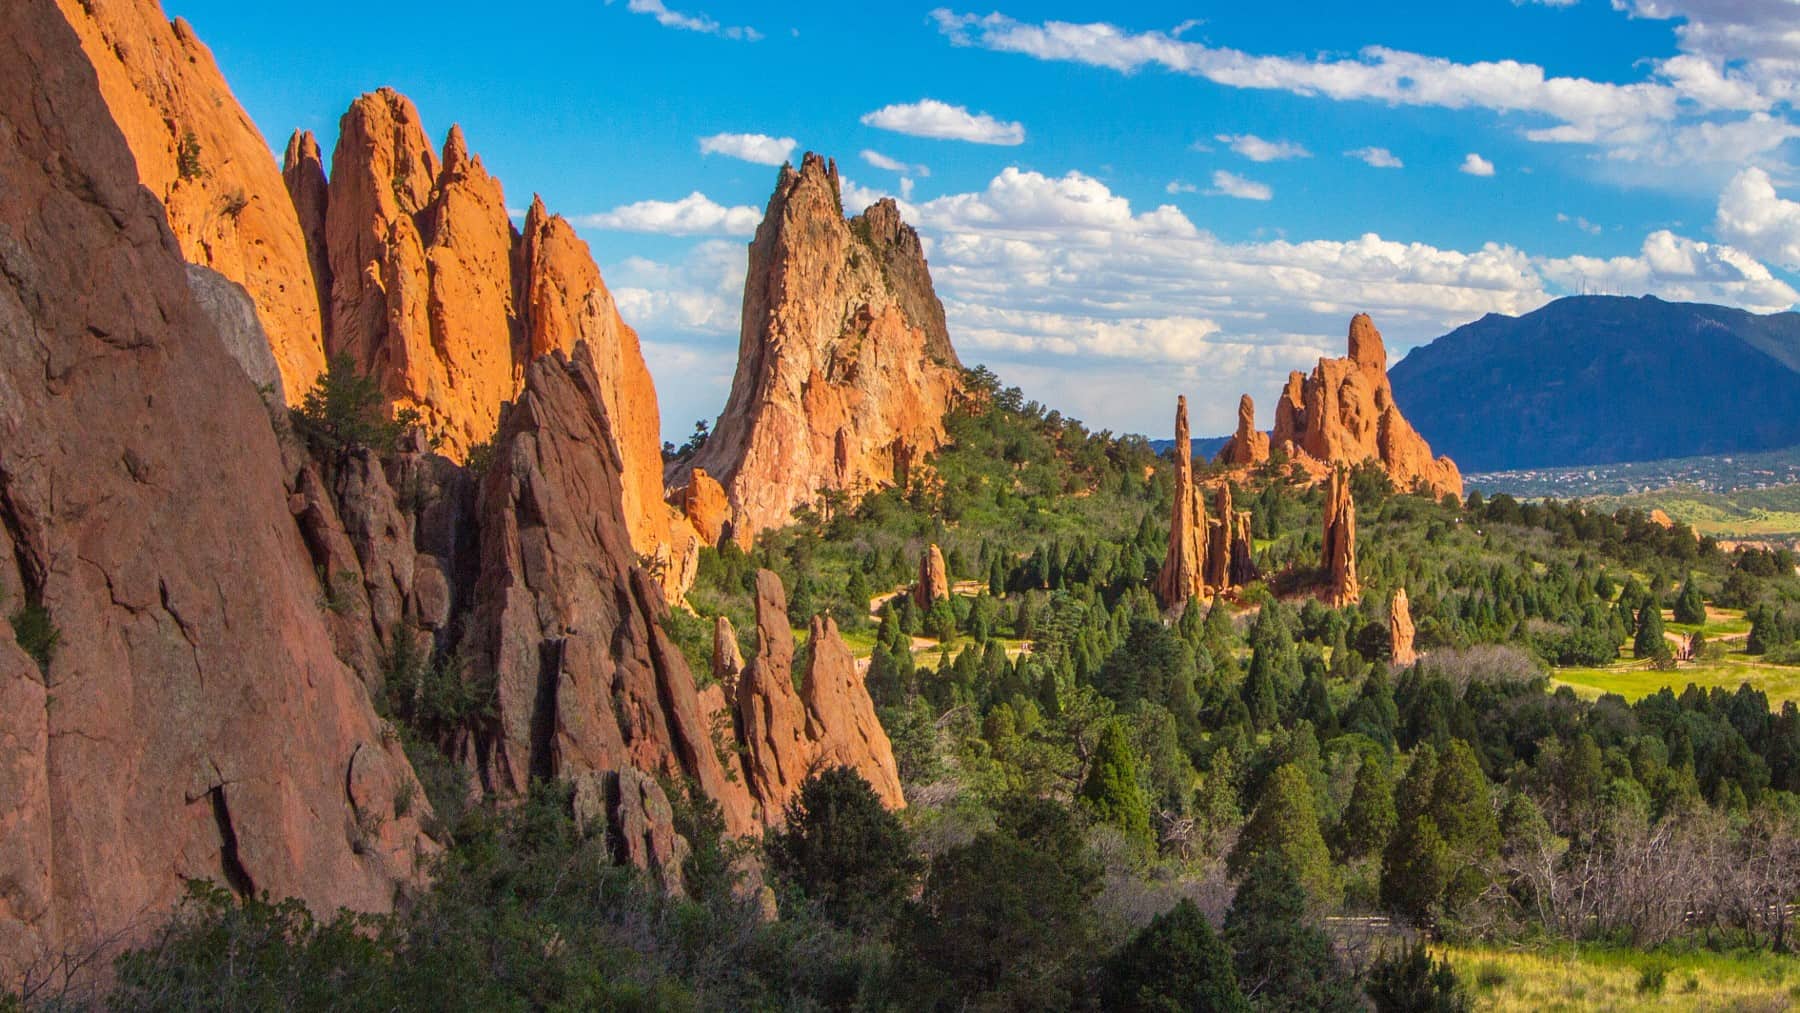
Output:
[
  {"xmin": 861, "ymin": 149, "xmax": 931, "ymax": 176},
  {"xmin": 1207, "ymin": 170, "xmax": 1273, "ymax": 200},
  {"xmin": 1557, "ymin": 212, "xmax": 1603, "ymax": 235},
  {"xmin": 1166, "ymin": 180, "xmax": 1199, "ymax": 194},
  {"xmin": 928, "ymin": 8, "xmax": 1800, "ymax": 176},
  {"xmin": 1216, "ymin": 133, "xmax": 1311, "ymax": 162},
  {"xmin": 578, "ymin": 192, "xmax": 761, "ymax": 236},
  {"xmin": 1347, "ymin": 146, "xmax": 1404, "ymax": 168},
  {"xmin": 699, "ymin": 132, "xmax": 796, "ymax": 165},
  {"xmin": 860, "ymin": 99, "xmax": 1026, "ymax": 145},
  {"xmin": 608, "ymin": 0, "xmax": 762, "ymax": 41}
]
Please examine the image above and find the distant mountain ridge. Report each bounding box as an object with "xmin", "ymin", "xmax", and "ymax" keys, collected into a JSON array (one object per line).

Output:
[{"xmin": 1389, "ymin": 295, "xmax": 1800, "ymax": 473}]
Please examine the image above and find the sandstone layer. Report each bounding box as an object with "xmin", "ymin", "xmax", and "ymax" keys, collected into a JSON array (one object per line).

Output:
[
  {"xmin": 677, "ymin": 154, "xmax": 963, "ymax": 543},
  {"xmin": 1, "ymin": 3, "xmax": 435, "ymax": 978},
  {"xmin": 1254, "ymin": 315, "xmax": 1462, "ymax": 499},
  {"xmin": 55, "ymin": 0, "xmax": 326, "ymax": 397}
]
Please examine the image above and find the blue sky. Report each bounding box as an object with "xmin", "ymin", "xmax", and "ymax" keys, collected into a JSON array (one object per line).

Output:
[{"xmin": 166, "ymin": 0, "xmax": 1800, "ymax": 440}]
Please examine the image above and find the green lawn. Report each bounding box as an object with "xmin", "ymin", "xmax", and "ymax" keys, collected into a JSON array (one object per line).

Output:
[{"xmin": 1552, "ymin": 654, "xmax": 1800, "ymax": 707}]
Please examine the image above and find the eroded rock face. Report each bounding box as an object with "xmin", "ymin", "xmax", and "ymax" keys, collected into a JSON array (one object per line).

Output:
[
  {"xmin": 1323, "ymin": 467, "xmax": 1361, "ymax": 607},
  {"xmin": 467, "ymin": 345, "xmax": 756, "ymax": 833},
  {"xmin": 282, "ymin": 129, "xmax": 332, "ymax": 339},
  {"xmin": 712, "ymin": 615, "xmax": 745, "ymax": 694},
  {"xmin": 56, "ymin": 0, "xmax": 327, "ymax": 398},
  {"xmin": 1217, "ymin": 395, "xmax": 1271, "ymax": 467},
  {"xmin": 915, "ymin": 544, "xmax": 950, "ymax": 608},
  {"xmin": 0, "ymin": 4, "xmax": 434, "ymax": 977},
  {"xmin": 1390, "ymin": 587, "xmax": 1418, "ymax": 667},
  {"xmin": 1155, "ymin": 396, "xmax": 1210, "ymax": 609},
  {"xmin": 678, "ymin": 154, "xmax": 963, "ymax": 543},
  {"xmin": 1250, "ymin": 315, "xmax": 1461, "ymax": 499},
  {"xmin": 736, "ymin": 570, "xmax": 905, "ymax": 823},
  {"xmin": 1204, "ymin": 482, "xmax": 1256, "ymax": 593}
]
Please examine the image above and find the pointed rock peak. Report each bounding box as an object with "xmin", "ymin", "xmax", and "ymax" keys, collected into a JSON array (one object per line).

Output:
[
  {"xmin": 1175, "ymin": 394, "xmax": 1191, "ymax": 438},
  {"xmin": 1237, "ymin": 394, "xmax": 1255, "ymax": 427},
  {"xmin": 283, "ymin": 129, "xmax": 322, "ymax": 173},
  {"xmin": 1348, "ymin": 312, "xmax": 1386, "ymax": 373},
  {"xmin": 442, "ymin": 123, "xmax": 471, "ymax": 172},
  {"xmin": 526, "ymin": 192, "xmax": 549, "ymax": 228},
  {"xmin": 1390, "ymin": 587, "xmax": 1418, "ymax": 667}
]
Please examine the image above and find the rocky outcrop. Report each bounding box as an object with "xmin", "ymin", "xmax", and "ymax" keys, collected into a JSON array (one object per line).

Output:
[
  {"xmin": 1390, "ymin": 587, "xmax": 1418, "ymax": 667},
  {"xmin": 677, "ymin": 154, "xmax": 963, "ymax": 543},
  {"xmin": 1323, "ymin": 467, "xmax": 1361, "ymax": 607},
  {"xmin": 713, "ymin": 615, "xmax": 745, "ymax": 694},
  {"xmin": 1156, "ymin": 398, "xmax": 1256, "ymax": 610},
  {"xmin": 1258, "ymin": 315, "xmax": 1462, "ymax": 499},
  {"xmin": 185, "ymin": 263, "xmax": 285, "ymax": 400},
  {"xmin": 572, "ymin": 769, "xmax": 690, "ymax": 897},
  {"xmin": 1217, "ymin": 395, "xmax": 1271, "ymax": 467},
  {"xmin": 467, "ymin": 345, "xmax": 756, "ymax": 833},
  {"xmin": 736, "ymin": 570, "xmax": 905, "ymax": 823},
  {"xmin": 915, "ymin": 544, "xmax": 950, "ymax": 608},
  {"xmin": 680, "ymin": 469, "xmax": 731, "ymax": 547},
  {"xmin": 55, "ymin": 0, "xmax": 327, "ymax": 398},
  {"xmin": 1, "ymin": 3, "xmax": 434, "ymax": 978}
]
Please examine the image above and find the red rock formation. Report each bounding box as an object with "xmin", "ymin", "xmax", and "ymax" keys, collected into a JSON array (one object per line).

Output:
[
  {"xmin": 1230, "ymin": 511, "xmax": 1257, "ymax": 588},
  {"xmin": 678, "ymin": 154, "xmax": 963, "ymax": 543},
  {"xmin": 915, "ymin": 544, "xmax": 951, "ymax": 608},
  {"xmin": 1217, "ymin": 395, "xmax": 1271, "ymax": 467},
  {"xmin": 1155, "ymin": 397, "xmax": 1210, "ymax": 609},
  {"xmin": 1323, "ymin": 467, "xmax": 1361, "ymax": 607},
  {"xmin": 1390, "ymin": 587, "xmax": 1418, "ymax": 667},
  {"xmin": 1649, "ymin": 508, "xmax": 1675, "ymax": 529},
  {"xmin": 1246, "ymin": 315, "xmax": 1461, "ymax": 499},
  {"xmin": 681, "ymin": 468, "xmax": 731, "ymax": 547},
  {"xmin": 55, "ymin": 0, "xmax": 327, "ymax": 398},
  {"xmin": 736, "ymin": 569, "xmax": 906, "ymax": 822},
  {"xmin": 1, "ymin": 4, "xmax": 434, "ymax": 976},
  {"xmin": 1202, "ymin": 482, "xmax": 1258, "ymax": 594},
  {"xmin": 468, "ymin": 344, "xmax": 756, "ymax": 833}
]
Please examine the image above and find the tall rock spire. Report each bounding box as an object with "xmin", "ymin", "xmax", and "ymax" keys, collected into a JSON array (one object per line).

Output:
[
  {"xmin": 1323, "ymin": 466, "xmax": 1361, "ymax": 606},
  {"xmin": 1218, "ymin": 394, "xmax": 1271, "ymax": 467},
  {"xmin": 1390, "ymin": 587, "xmax": 1418, "ymax": 666},
  {"xmin": 1155, "ymin": 396, "xmax": 1210, "ymax": 609}
]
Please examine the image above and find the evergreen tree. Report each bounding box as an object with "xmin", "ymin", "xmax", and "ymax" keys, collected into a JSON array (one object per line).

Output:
[
  {"xmin": 1337, "ymin": 756, "xmax": 1398, "ymax": 860},
  {"xmin": 1080, "ymin": 722, "xmax": 1154, "ymax": 848},
  {"xmin": 1228, "ymin": 763, "xmax": 1338, "ymax": 905},
  {"xmin": 1673, "ymin": 574, "xmax": 1707, "ymax": 625},
  {"xmin": 1366, "ymin": 942, "xmax": 1471, "ymax": 1013},
  {"xmin": 767, "ymin": 767, "xmax": 921, "ymax": 928},
  {"xmin": 1225, "ymin": 855, "xmax": 1361, "ymax": 1012},
  {"xmin": 1635, "ymin": 602, "xmax": 1672, "ymax": 668},
  {"xmin": 1100, "ymin": 899, "xmax": 1250, "ymax": 1012},
  {"xmin": 1380, "ymin": 813, "xmax": 1451, "ymax": 923}
]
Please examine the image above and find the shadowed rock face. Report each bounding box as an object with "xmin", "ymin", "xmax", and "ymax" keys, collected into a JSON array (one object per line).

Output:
[
  {"xmin": 679, "ymin": 153, "xmax": 963, "ymax": 544},
  {"xmin": 55, "ymin": 0, "xmax": 328, "ymax": 398},
  {"xmin": 1259, "ymin": 314, "xmax": 1462, "ymax": 499},
  {"xmin": 1, "ymin": 0, "xmax": 435, "ymax": 978}
]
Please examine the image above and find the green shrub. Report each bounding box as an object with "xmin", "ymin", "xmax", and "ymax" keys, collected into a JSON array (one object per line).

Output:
[
  {"xmin": 175, "ymin": 130, "xmax": 204, "ymax": 181},
  {"xmin": 290, "ymin": 354, "xmax": 422, "ymax": 459},
  {"xmin": 9, "ymin": 603, "xmax": 59, "ymax": 669},
  {"xmin": 1637, "ymin": 957, "xmax": 1672, "ymax": 995}
]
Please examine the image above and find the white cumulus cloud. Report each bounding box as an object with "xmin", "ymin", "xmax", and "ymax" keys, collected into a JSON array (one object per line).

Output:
[
  {"xmin": 860, "ymin": 99, "xmax": 1026, "ymax": 145},
  {"xmin": 1461, "ymin": 153, "xmax": 1497, "ymax": 176},
  {"xmin": 578, "ymin": 192, "xmax": 761, "ymax": 236},
  {"xmin": 1715, "ymin": 166, "xmax": 1800, "ymax": 270},
  {"xmin": 698, "ymin": 132, "xmax": 795, "ymax": 165}
]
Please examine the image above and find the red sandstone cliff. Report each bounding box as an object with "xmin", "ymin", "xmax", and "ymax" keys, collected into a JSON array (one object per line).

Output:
[
  {"xmin": 1, "ymin": 3, "xmax": 435, "ymax": 978},
  {"xmin": 676, "ymin": 154, "xmax": 963, "ymax": 543}
]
